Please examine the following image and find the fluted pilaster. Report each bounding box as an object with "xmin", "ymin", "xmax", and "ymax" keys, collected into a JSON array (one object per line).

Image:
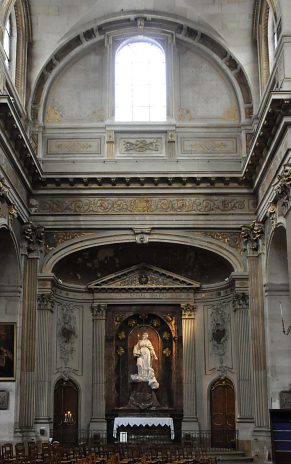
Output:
[
  {"xmin": 90, "ymin": 303, "xmax": 107, "ymax": 430},
  {"xmin": 248, "ymin": 255, "xmax": 269, "ymax": 428},
  {"xmin": 19, "ymin": 256, "xmax": 38, "ymax": 429},
  {"xmin": 35, "ymin": 292, "xmax": 54, "ymax": 423},
  {"xmin": 181, "ymin": 303, "xmax": 198, "ymax": 430},
  {"xmin": 233, "ymin": 293, "xmax": 253, "ymax": 420}
]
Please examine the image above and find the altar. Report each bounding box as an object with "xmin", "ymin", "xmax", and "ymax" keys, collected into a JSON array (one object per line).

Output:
[{"xmin": 113, "ymin": 417, "xmax": 175, "ymax": 440}]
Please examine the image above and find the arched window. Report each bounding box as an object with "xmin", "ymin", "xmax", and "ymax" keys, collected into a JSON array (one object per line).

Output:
[
  {"xmin": 3, "ymin": 15, "xmax": 12, "ymax": 68},
  {"xmin": 115, "ymin": 39, "xmax": 166, "ymax": 122}
]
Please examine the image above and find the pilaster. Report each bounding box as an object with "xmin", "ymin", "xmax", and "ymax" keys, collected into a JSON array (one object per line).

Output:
[
  {"xmin": 34, "ymin": 279, "xmax": 55, "ymax": 439},
  {"xmin": 90, "ymin": 303, "xmax": 107, "ymax": 431},
  {"xmin": 181, "ymin": 303, "xmax": 198, "ymax": 432},
  {"xmin": 241, "ymin": 222, "xmax": 269, "ymax": 436},
  {"xmin": 18, "ymin": 222, "xmax": 44, "ymax": 436}
]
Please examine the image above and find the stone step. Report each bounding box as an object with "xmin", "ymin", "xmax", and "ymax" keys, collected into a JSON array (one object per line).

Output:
[{"xmin": 216, "ymin": 456, "xmax": 253, "ymax": 463}]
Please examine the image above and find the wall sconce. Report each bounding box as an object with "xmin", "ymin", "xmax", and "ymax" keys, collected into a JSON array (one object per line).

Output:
[
  {"xmin": 280, "ymin": 302, "xmax": 291, "ymax": 335},
  {"xmin": 63, "ymin": 410, "xmax": 75, "ymax": 424}
]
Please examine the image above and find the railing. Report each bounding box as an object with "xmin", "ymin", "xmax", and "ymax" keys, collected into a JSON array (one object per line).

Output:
[{"xmin": 55, "ymin": 429, "xmax": 238, "ymax": 452}]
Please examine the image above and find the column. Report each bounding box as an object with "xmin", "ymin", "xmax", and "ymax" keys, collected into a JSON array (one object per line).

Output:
[
  {"xmin": 18, "ymin": 222, "xmax": 44, "ymax": 436},
  {"xmin": 181, "ymin": 303, "xmax": 198, "ymax": 432},
  {"xmin": 232, "ymin": 292, "xmax": 253, "ymax": 420},
  {"xmin": 90, "ymin": 303, "xmax": 107, "ymax": 431},
  {"xmin": 241, "ymin": 222, "xmax": 269, "ymax": 436},
  {"xmin": 34, "ymin": 283, "xmax": 55, "ymax": 439}
]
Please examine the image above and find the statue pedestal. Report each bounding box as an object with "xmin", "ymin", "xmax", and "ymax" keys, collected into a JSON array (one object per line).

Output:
[{"xmin": 127, "ymin": 381, "xmax": 160, "ymax": 410}]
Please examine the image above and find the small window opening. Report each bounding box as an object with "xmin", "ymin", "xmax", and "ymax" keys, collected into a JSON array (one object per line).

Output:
[
  {"xmin": 115, "ymin": 39, "xmax": 166, "ymax": 122},
  {"xmin": 4, "ymin": 15, "xmax": 12, "ymax": 68}
]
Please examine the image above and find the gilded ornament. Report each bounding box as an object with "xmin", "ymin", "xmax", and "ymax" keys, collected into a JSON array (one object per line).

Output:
[
  {"xmin": 162, "ymin": 348, "xmax": 172, "ymax": 357},
  {"xmin": 138, "ymin": 313, "xmax": 148, "ymax": 321},
  {"xmin": 162, "ymin": 331, "xmax": 171, "ymax": 340},
  {"xmin": 117, "ymin": 347, "xmax": 125, "ymax": 356},
  {"xmin": 114, "ymin": 314, "xmax": 123, "ymax": 326},
  {"xmin": 128, "ymin": 319, "xmax": 137, "ymax": 327},
  {"xmin": 151, "ymin": 318, "xmax": 161, "ymax": 328},
  {"xmin": 117, "ymin": 331, "xmax": 126, "ymax": 340}
]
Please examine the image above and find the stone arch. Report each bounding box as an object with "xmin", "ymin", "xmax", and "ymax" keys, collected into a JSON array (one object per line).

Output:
[
  {"xmin": 41, "ymin": 230, "xmax": 245, "ymax": 277},
  {"xmin": 30, "ymin": 13, "xmax": 253, "ymax": 123},
  {"xmin": 265, "ymin": 225, "xmax": 291, "ymax": 408},
  {"xmin": 253, "ymin": 0, "xmax": 280, "ymax": 93},
  {"xmin": 0, "ymin": 0, "xmax": 31, "ymax": 101}
]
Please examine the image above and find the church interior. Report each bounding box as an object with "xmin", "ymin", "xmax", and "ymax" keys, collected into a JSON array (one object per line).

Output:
[{"xmin": 0, "ymin": 1, "xmax": 291, "ymax": 463}]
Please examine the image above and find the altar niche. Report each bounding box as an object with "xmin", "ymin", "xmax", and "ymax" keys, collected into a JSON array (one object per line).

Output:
[{"xmin": 105, "ymin": 306, "xmax": 182, "ymax": 415}]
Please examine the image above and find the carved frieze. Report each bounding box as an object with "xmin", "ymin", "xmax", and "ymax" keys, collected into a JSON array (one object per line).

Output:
[
  {"xmin": 181, "ymin": 137, "xmax": 237, "ymax": 155},
  {"xmin": 37, "ymin": 196, "xmax": 252, "ymax": 215},
  {"xmin": 47, "ymin": 138, "xmax": 101, "ymax": 155}
]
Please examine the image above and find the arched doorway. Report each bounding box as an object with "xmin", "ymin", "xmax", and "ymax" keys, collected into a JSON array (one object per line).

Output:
[
  {"xmin": 53, "ymin": 378, "xmax": 78, "ymax": 444},
  {"xmin": 210, "ymin": 378, "xmax": 236, "ymax": 448}
]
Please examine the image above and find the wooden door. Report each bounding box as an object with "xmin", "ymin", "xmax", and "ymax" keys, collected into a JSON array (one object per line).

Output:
[
  {"xmin": 210, "ymin": 378, "xmax": 236, "ymax": 448},
  {"xmin": 53, "ymin": 379, "xmax": 78, "ymax": 444}
]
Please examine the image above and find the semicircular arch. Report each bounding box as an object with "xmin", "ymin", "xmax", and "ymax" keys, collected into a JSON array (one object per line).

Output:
[{"xmin": 41, "ymin": 230, "xmax": 245, "ymax": 276}]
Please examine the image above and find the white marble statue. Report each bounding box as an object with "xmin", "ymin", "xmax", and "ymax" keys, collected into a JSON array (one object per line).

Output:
[{"xmin": 131, "ymin": 332, "xmax": 159, "ymax": 389}]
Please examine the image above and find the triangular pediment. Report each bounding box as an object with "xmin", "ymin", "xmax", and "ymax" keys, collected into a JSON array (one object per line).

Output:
[{"xmin": 88, "ymin": 263, "xmax": 200, "ymax": 291}]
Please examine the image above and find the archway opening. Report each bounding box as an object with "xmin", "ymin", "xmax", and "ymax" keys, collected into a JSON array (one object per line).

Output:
[{"xmin": 53, "ymin": 378, "xmax": 79, "ymax": 444}]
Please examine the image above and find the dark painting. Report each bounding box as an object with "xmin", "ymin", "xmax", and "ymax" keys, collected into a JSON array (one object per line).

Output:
[{"xmin": 0, "ymin": 324, "xmax": 16, "ymax": 380}]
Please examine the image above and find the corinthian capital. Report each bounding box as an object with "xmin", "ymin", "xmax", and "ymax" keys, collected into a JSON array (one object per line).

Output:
[
  {"xmin": 232, "ymin": 292, "xmax": 249, "ymax": 311},
  {"xmin": 22, "ymin": 222, "xmax": 45, "ymax": 254},
  {"xmin": 241, "ymin": 221, "xmax": 264, "ymax": 254},
  {"xmin": 91, "ymin": 303, "xmax": 107, "ymax": 319},
  {"xmin": 181, "ymin": 303, "xmax": 197, "ymax": 319},
  {"xmin": 37, "ymin": 292, "xmax": 55, "ymax": 312}
]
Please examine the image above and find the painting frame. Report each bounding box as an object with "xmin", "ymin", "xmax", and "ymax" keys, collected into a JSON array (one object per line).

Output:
[{"xmin": 0, "ymin": 323, "xmax": 16, "ymax": 381}]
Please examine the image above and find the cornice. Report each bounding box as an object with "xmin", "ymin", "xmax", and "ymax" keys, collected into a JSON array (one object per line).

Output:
[{"xmin": 243, "ymin": 93, "xmax": 291, "ymax": 187}]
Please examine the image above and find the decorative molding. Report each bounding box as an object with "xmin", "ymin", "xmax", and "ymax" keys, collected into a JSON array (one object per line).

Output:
[
  {"xmin": 91, "ymin": 303, "xmax": 107, "ymax": 319},
  {"xmin": 47, "ymin": 139, "xmax": 101, "ymax": 155},
  {"xmin": 44, "ymin": 231, "xmax": 96, "ymax": 254},
  {"xmin": 273, "ymin": 166, "xmax": 291, "ymax": 215},
  {"xmin": 266, "ymin": 202, "xmax": 277, "ymax": 228},
  {"xmin": 37, "ymin": 196, "xmax": 251, "ymax": 215},
  {"xmin": 133, "ymin": 228, "xmax": 151, "ymax": 244},
  {"xmin": 241, "ymin": 221, "xmax": 264, "ymax": 253},
  {"xmin": 199, "ymin": 231, "xmax": 241, "ymax": 251},
  {"xmin": 181, "ymin": 137, "xmax": 237, "ymax": 155}
]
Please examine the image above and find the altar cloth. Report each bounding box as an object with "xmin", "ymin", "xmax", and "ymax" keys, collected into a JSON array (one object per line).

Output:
[{"xmin": 113, "ymin": 417, "xmax": 175, "ymax": 439}]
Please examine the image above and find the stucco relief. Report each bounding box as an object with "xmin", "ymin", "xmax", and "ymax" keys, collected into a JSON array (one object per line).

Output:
[
  {"xmin": 37, "ymin": 196, "xmax": 250, "ymax": 215},
  {"xmin": 56, "ymin": 302, "xmax": 83, "ymax": 374},
  {"xmin": 47, "ymin": 139, "xmax": 101, "ymax": 155},
  {"xmin": 204, "ymin": 301, "xmax": 233, "ymax": 375},
  {"xmin": 181, "ymin": 138, "xmax": 237, "ymax": 155},
  {"xmin": 120, "ymin": 138, "xmax": 162, "ymax": 154}
]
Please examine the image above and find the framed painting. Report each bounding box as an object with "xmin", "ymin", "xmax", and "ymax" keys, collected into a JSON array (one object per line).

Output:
[{"xmin": 0, "ymin": 323, "xmax": 16, "ymax": 381}]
